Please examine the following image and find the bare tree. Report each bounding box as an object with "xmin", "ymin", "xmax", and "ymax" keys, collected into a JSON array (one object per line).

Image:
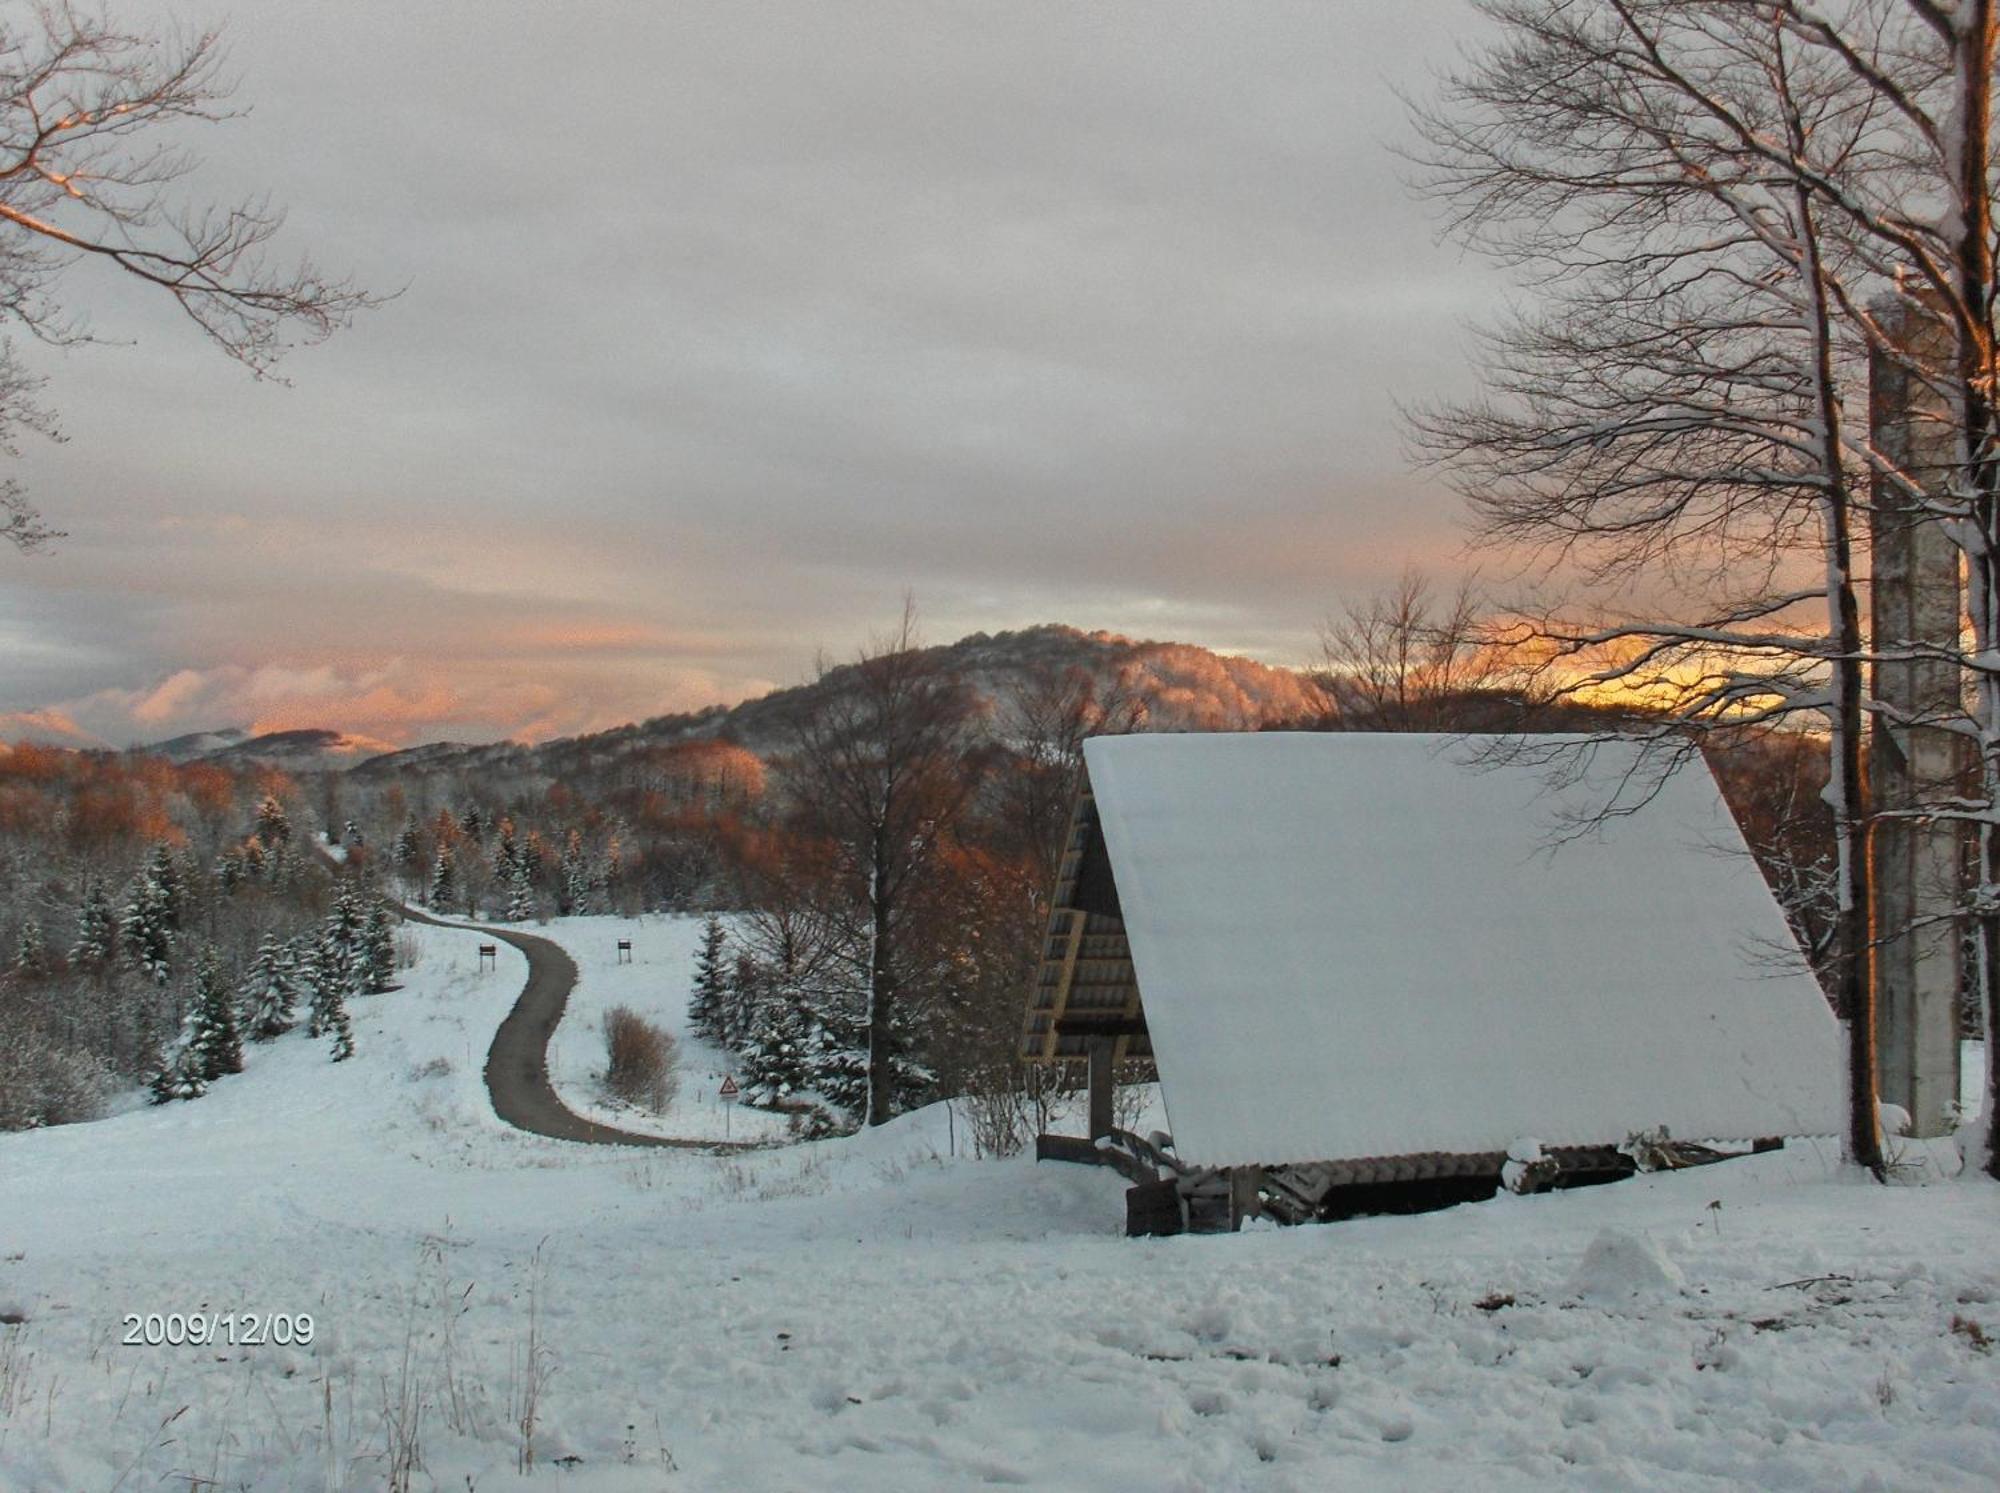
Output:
[
  {"xmin": 993, "ymin": 663, "xmax": 1148, "ymax": 899},
  {"xmin": 1313, "ymin": 569, "xmax": 1522, "ymax": 730},
  {"xmin": 0, "ymin": 4, "xmax": 376, "ymax": 547},
  {"xmin": 1406, "ymin": 0, "xmax": 1988, "ymax": 1174},
  {"xmin": 785, "ymin": 603, "xmax": 981, "ymax": 1126}
]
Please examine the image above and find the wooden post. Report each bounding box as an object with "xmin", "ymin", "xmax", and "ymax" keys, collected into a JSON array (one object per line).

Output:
[{"xmin": 1087, "ymin": 1036, "xmax": 1114, "ymax": 1141}]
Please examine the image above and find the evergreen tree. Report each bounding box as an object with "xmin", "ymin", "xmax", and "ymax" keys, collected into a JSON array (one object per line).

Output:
[
  {"xmin": 185, "ymin": 944, "xmax": 242, "ymax": 1080},
  {"xmin": 254, "ymin": 794, "xmax": 292, "ymax": 848},
  {"xmin": 69, "ymin": 877, "xmax": 115, "ymax": 968},
  {"xmin": 14, "ymin": 915, "xmax": 46, "ymax": 976},
  {"xmin": 240, "ymin": 936, "xmax": 297, "ymax": 1039},
  {"xmin": 325, "ymin": 986, "xmax": 354, "ymax": 1061},
  {"xmin": 359, "ymin": 899, "xmax": 397, "ymax": 993},
  {"xmin": 505, "ymin": 857, "xmax": 537, "ymax": 923},
  {"xmin": 688, "ymin": 915, "xmax": 729, "ymax": 1039},
  {"xmin": 148, "ymin": 1044, "xmax": 206, "ymax": 1103},
  {"xmin": 558, "ymin": 829, "xmax": 591, "ymax": 915},
  {"xmin": 214, "ymin": 850, "xmax": 246, "ymax": 892},
  {"xmin": 392, "ymin": 817, "xmax": 420, "ymax": 871},
  {"xmin": 428, "ymin": 846, "xmax": 456, "ymax": 912},
  {"xmin": 722, "ymin": 953, "xmax": 762, "ymax": 1050},
  {"xmin": 741, "ymin": 991, "xmax": 814, "ymax": 1106},
  {"xmin": 120, "ymin": 850, "xmax": 176, "ymax": 986},
  {"xmin": 298, "ymin": 928, "xmax": 334, "ymax": 1032}
]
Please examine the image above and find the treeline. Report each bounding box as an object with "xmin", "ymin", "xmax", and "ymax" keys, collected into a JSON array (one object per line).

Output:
[{"xmin": 0, "ymin": 746, "xmax": 399, "ymax": 1129}]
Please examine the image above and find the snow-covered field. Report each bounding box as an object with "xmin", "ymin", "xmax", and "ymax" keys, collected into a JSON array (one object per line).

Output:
[
  {"xmin": 542, "ymin": 913, "xmax": 792, "ymax": 1144},
  {"xmin": 2, "ymin": 916, "xmax": 1998, "ymax": 1490}
]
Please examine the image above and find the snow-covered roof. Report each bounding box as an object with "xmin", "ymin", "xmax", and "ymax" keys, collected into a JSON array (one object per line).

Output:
[{"xmin": 1081, "ymin": 733, "xmax": 1844, "ymax": 1169}]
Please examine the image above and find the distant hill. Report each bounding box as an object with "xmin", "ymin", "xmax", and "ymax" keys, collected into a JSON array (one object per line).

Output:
[
  {"xmin": 130, "ymin": 625, "xmax": 1318, "ymax": 783},
  {"xmin": 136, "ymin": 726, "xmax": 399, "ymax": 774}
]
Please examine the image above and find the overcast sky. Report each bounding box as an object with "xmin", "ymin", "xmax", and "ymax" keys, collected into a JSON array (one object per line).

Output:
[{"xmin": 0, "ymin": 0, "xmax": 1500, "ymax": 749}]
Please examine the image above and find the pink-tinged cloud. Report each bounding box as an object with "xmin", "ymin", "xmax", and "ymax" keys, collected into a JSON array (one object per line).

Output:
[{"xmin": 22, "ymin": 658, "xmax": 756, "ymax": 751}]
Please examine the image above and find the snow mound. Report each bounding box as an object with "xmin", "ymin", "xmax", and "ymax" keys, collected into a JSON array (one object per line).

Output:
[{"xmin": 1565, "ymin": 1227, "xmax": 1686, "ymax": 1305}]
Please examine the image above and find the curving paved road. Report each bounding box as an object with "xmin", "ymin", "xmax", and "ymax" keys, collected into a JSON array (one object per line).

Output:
[{"xmin": 397, "ymin": 903, "xmax": 742, "ymax": 1150}]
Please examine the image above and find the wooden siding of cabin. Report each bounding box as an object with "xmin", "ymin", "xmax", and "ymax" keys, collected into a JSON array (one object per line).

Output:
[{"xmin": 1020, "ymin": 781, "xmax": 1152, "ymax": 1063}]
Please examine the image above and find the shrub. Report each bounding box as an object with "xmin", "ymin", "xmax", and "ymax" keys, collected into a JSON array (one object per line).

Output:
[
  {"xmin": 0, "ymin": 1029, "xmax": 113, "ymax": 1130},
  {"xmin": 602, "ymin": 1006, "xmax": 679, "ymax": 1113}
]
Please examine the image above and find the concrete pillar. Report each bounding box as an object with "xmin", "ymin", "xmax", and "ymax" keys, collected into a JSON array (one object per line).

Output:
[{"xmin": 1869, "ymin": 296, "xmax": 1966, "ymax": 1137}]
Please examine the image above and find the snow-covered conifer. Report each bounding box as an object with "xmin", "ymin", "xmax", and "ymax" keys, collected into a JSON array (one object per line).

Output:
[
  {"xmin": 324, "ymin": 987, "xmax": 354, "ymax": 1061},
  {"xmin": 120, "ymin": 850, "xmax": 177, "ymax": 986},
  {"xmin": 688, "ymin": 915, "xmax": 730, "ymax": 1039},
  {"xmin": 392, "ymin": 817, "xmax": 420, "ymax": 871},
  {"xmin": 148, "ymin": 1046, "xmax": 206, "ymax": 1103},
  {"xmin": 740, "ymin": 989, "xmax": 812, "ymax": 1106},
  {"xmin": 359, "ymin": 899, "xmax": 397, "ymax": 993},
  {"xmin": 241, "ymin": 936, "xmax": 297, "ymax": 1038},
  {"xmin": 69, "ymin": 878, "xmax": 115, "ymax": 968},
  {"xmin": 428, "ymin": 846, "xmax": 456, "ymax": 912},
  {"xmin": 505, "ymin": 858, "xmax": 536, "ymax": 922},
  {"xmin": 185, "ymin": 945, "xmax": 242, "ymax": 1080},
  {"xmin": 254, "ymin": 794, "xmax": 292, "ymax": 848},
  {"xmin": 14, "ymin": 916, "xmax": 46, "ymax": 976},
  {"xmin": 558, "ymin": 830, "xmax": 591, "ymax": 916}
]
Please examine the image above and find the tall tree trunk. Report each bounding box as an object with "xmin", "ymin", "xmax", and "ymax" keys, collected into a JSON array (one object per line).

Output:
[
  {"xmin": 867, "ymin": 830, "xmax": 894, "ymax": 1127},
  {"xmin": 1956, "ymin": 0, "xmax": 2000, "ymax": 1177}
]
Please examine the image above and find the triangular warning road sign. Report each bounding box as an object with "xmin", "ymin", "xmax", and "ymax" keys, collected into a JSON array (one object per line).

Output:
[{"xmin": 718, "ymin": 1074, "xmax": 740, "ymax": 1100}]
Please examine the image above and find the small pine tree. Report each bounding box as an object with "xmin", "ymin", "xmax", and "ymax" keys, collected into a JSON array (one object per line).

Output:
[
  {"xmin": 558, "ymin": 830, "xmax": 591, "ymax": 916},
  {"xmin": 688, "ymin": 915, "xmax": 730, "ymax": 1039},
  {"xmin": 15, "ymin": 915, "xmax": 46, "ymax": 976},
  {"xmin": 721, "ymin": 953, "xmax": 762, "ymax": 1050},
  {"xmin": 325, "ymin": 986, "xmax": 355, "ymax": 1061},
  {"xmin": 428, "ymin": 846, "xmax": 456, "ymax": 912},
  {"xmin": 148, "ymin": 1047, "xmax": 207, "ymax": 1103},
  {"xmin": 300, "ymin": 938, "xmax": 334, "ymax": 1038},
  {"xmin": 505, "ymin": 858, "xmax": 537, "ymax": 922},
  {"xmin": 255, "ymin": 794, "xmax": 292, "ymax": 848},
  {"xmin": 215, "ymin": 851, "xmax": 246, "ymax": 892},
  {"xmin": 69, "ymin": 878, "xmax": 115, "ymax": 968},
  {"xmin": 740, "ymin": 988, "xmax": 813, "ymax": 1106},
  {"xmin": 120, "ymin": 849, "xmax": 176, "ymax": 986},
  {"xmin": 359, "ymin": 899, "xmax": 397, "ymax": 993},
  {"xmin": 241, "ymin": 936, "xmax": 297, "ymax": 1039},
  {"xmin": 392, "ymin": 817, "xmax": 420, "ymax": 870},
  {"xmin": 186, "ymin": 945, "xmax": 243, "ymax": 1080}
]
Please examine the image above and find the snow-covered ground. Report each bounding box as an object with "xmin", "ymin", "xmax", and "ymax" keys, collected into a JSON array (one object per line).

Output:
[
  {"xmin": 2, "ymin": 917, "xmax": 1998, "ymax": 1490},
  {"xmin": 542, "ymin": 913, "xmax": 792, "ymax": 1144}
]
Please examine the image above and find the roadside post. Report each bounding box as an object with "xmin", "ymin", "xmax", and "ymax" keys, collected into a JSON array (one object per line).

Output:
[{"xmin": 719, "ymin": 1073, "xmax": 739, "ymax": 1141}]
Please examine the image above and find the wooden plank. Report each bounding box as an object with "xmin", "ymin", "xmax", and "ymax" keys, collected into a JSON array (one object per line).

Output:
[{"xmin": 1126, "ymin": 1180, "xmax": 1184, "ymax": 1238}]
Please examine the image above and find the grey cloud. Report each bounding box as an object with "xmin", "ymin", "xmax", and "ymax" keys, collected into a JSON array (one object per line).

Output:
[{"xmin": 2, "ymin": 0, "xmax": 1499, "ymax": 745}]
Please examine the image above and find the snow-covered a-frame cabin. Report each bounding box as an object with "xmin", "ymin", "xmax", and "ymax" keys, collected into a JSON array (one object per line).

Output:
[{"xmin": 1020, "ymin": 733, "xmax": 1844, "ymax": 1235}]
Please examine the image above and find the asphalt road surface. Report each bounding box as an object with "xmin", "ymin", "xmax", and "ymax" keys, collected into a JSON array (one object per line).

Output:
[{"xmin": 398, "ymin": 903, "xmax": 733, "ymax": 1150}]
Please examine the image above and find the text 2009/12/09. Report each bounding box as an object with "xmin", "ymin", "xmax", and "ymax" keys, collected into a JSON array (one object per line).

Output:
[{"xmin": 121, "ymin": 1312, "xmax": 315, "ymax": 1347}]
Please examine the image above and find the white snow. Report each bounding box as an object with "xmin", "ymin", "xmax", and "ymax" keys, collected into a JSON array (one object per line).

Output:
[
  {"xmin": 541, "ymin": 913, "xmax": 793, "ymax": 1143},
  {"xmin": 1565, "ymin": 1227, "xmax": 1689, "ymax": 1305},
  {"xmin": 0, "ymin": 915, "xmax": 1996, "ymax": 1490},
  {"xmin": 1083, "ymin": 732, "xmax": 1845, "ymax": 1168}
]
